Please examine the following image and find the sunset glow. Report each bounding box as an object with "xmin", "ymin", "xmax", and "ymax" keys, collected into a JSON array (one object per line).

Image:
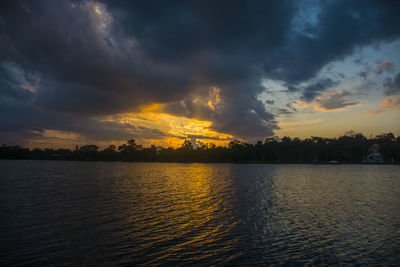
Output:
[{"xmin": 0, "ymin": 0, "xmax": 399, "ymax": 148}]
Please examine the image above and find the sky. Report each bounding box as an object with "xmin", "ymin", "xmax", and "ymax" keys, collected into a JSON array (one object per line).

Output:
[{"xmin": 0, "ymin": 0, "xmax": 399, "ymax": 148}]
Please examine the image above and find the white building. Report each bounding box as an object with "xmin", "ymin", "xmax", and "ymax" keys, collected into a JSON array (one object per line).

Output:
[{"xmin": 364, "ymin": 144, "xmax": 384, "ymax": 163}]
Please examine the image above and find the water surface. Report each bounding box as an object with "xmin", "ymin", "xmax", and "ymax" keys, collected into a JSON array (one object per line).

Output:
[{"xmin": 1, "ymin": 161, "xmax": 399, "ymax": 265}]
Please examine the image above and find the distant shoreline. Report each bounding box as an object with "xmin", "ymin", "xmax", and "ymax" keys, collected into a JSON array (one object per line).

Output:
[
  {"xmin": 1, "ymin": 158, "xmax": 399, "ymax": 165},
  {"xmin": 2, "ymin": 133, "xmax": 399, "ymax": 164}
]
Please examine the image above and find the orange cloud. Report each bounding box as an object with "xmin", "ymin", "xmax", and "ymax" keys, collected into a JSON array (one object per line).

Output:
[
  {"xmin": 380, "ymin": 60, "xmax": 393, "ymax": 71},
  {"xmin": 26, "ymin": 104, "xmax": 234, "ymax": 149},
  {"xmin": 110, "ymin": 108, "xmax": 234, "ymax": 147},
  {"xmin": 370, "ymin": 94, "xmax": 400, "ymax": 114}
]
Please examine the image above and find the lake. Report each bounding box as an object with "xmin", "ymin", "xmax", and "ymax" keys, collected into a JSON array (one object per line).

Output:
[{"xmin": 1, "ymin": 161, "xmax": 399, "ymax": 265}]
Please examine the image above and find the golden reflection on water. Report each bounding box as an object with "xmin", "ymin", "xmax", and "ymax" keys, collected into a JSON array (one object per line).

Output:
[
  {"xmin": 115, "ymin": 163, "xmax": 238, "ymax": 264},
  {"xmin": 2, "ymin": 161, "xmax": 400, "ymax": 265}
]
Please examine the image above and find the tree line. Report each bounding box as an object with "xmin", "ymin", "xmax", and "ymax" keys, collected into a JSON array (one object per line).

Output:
[{"xmin": 1, "ymin": 133, "xmax": 399, "ymax": 163}]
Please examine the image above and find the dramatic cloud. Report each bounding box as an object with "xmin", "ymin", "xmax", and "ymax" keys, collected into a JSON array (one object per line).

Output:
[
  {"xmin": 1, "ymin": 0, "xmax": 400, "ymax": 145},
  {"xmin": 264, "ymin": 1, "xmax": 400, "ymax": 84},
  {"xmin": 314, "ymin": 90, "xmax": 359, "ymax": 111}
]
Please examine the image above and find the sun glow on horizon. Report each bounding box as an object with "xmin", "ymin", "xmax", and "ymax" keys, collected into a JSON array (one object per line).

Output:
[
  {"xmin": 26, "ymin": 103, "xmax": 234, "ymax": 149},
  {"xmin": 115, "ymin": 109, "xmax": 234, "ymax": 148}
]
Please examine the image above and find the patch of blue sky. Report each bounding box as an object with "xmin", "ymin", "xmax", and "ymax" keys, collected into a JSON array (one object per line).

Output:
[{"xmin": 259, "ymin": 39, "xmax": 400, "ymax": 117}]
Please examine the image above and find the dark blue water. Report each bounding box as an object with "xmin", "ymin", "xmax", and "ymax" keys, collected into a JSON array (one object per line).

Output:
[{"xmin": 1, "ymin": 161, "xmax": 399, "ymax": 266}]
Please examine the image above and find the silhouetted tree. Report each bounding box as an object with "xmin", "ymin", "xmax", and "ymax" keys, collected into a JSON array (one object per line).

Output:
[
  {"xmin": 118, "ymin": 139, "xmax": 142, "ymax": 161},
  {"xmin": 1, "ymin": 133, "xmax": 399, "ymax": 163}
]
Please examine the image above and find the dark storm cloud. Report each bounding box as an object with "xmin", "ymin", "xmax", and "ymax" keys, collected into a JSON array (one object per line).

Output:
[
  {"xmin": 264, "ymin": 0, "xmax": 400, "ymax": 84},
  {"xmin": 264, "ymin": 0, "xmax": 400, "ymax": 103},
  {"xmin": 0, "ymin": 0, "xmax": 294, "ymax": 142},
  {"xmin": 161, "ymin": 91, "xmax": 278, "ymax": 139},
  {"xmin": 1, "ymin": 0, "xmax": 400, "ymax": 144}
]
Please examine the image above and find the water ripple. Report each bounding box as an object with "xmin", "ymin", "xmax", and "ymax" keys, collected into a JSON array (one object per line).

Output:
[{"xmin": 1, "ymin": 161, "xmax": 399, "ymax": 265}]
